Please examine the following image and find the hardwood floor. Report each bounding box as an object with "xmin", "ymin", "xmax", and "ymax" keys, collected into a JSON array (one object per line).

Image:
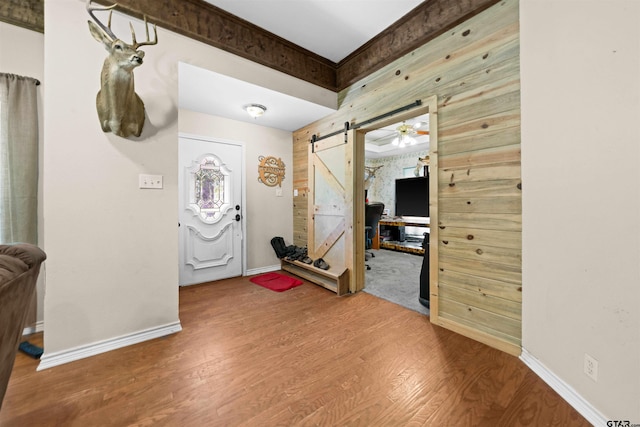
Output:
[{"xmin": 1, "ymin": 275, "xmax": 589, "ymax": 426}]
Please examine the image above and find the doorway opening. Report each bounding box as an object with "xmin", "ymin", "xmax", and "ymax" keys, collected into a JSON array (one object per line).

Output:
[{"xmin": 356, "ymin": 97, "xmax": 437, "ymax": 315}]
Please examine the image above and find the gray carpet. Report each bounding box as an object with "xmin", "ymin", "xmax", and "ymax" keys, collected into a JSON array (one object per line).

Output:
[{"xmin": 364, "ymin": 249, "xmax": 430, "ymax": 316}]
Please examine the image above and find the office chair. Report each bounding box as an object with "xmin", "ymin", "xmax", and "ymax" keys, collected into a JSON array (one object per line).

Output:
[{"xmin": 365, "ymin": 202, "xmax": 385, "ymax": 270}]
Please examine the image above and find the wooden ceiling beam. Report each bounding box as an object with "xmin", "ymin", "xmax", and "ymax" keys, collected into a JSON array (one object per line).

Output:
[
  {"xmin": 0, "ymin": 0, "xmax": 44, "ymax": 33},
  {"xmin": 92, "ymin": 0, "xmax": 337, "ymax": 90},
  {"xmin": 1, "ymin": 0, "xmax": 502, "ymax": 92}
]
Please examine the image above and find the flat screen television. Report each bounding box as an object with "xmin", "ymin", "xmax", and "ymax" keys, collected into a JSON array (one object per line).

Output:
[{"xmin": 395, "ymin": 176, "xmax": 429, "ymax": 217}]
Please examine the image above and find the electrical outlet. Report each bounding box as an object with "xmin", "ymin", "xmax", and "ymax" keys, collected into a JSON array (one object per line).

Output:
[{"xmin": 584, "ymin": 353, "xmax": 598, "ymax": 382}]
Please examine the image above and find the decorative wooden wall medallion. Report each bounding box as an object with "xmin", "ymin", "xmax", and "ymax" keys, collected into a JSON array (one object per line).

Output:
[{"xmin": 258, "ymin": 156, "xmax": 286, "ymax": 187}]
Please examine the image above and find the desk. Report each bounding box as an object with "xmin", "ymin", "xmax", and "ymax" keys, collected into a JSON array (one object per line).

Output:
[{"xmin": 373, "ymin": 218, "xmax": 430, "ymax": 255}]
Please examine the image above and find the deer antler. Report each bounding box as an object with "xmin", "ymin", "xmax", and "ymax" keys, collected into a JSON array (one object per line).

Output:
[
  {"xmin": 86, "ymin": 0, "xmax": 118, "ymax": 41},
  {"xmin": 364, "ymin": 165, "xmax": 384, "ymax": 176},
  {"xmin": 130, "ymin": 15, "xmax": 158, "ymax": 49},
  {"xmin": 87, "ymin": 0, "xmax": 157, "ymax": 48}
]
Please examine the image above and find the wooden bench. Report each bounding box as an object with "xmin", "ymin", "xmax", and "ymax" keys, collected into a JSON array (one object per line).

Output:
[{"xmin": 280, "ymin": 258, "xmax": 349, "ymax": 296}]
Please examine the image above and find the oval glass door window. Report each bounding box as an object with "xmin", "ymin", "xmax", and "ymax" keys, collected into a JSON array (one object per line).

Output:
[{"xmin": 187, "ymin": 155, "xmax": 231, "ymax": 223}]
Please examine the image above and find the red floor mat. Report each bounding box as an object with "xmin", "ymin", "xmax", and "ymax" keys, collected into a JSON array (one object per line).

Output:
[{"xmin": 249, "ymin": 272, "xmax": 303, "ymax": 292}]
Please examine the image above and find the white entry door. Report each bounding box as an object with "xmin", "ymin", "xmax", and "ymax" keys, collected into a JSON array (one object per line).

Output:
[{"xmin": 179, "ymin": 136, "xmax": 244, "ymax": 286}]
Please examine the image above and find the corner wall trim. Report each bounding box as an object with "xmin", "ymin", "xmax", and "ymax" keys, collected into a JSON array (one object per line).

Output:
[
  {"xmin": 37, "ymin": 321, "xmax": 182, "ymax": 371},
  {"xmin": 520, "ymin": 348, "xmax": 608, "ymax": 426},
  {"xmin": 22, "ymin": 320, "xmax": 44, "ymax": 336},
  {"xmin": 246, "ymin": 264, "xmax": 281, "ymax": 276}
]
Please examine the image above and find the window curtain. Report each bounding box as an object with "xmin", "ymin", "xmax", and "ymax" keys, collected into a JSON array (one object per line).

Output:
[{"xmin": 0, "ymin": 73, "xmax": 39, "ymax": 244}]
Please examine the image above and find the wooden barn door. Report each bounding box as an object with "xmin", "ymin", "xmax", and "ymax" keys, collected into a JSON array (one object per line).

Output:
[{"xmin": 308, "ymin": 130, "xmax": 364, "ymax": 293}]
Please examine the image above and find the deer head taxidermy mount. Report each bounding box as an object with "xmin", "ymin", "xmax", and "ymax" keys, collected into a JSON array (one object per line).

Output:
[
  {"xmin": 364, "ymin": 165, "xmax": 383, "ymax": 191},
  {"xmin": 415, "ymin": 155, "xmax": 430, "ymax": 177},
  {"xmin": 87, "ymin": 0, "xmax": 157, "ymax": 138}
]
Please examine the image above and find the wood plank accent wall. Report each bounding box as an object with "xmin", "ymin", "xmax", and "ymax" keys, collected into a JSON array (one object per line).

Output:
[
  {"xmin": 336, "ymin": 0, "xmax": 501, "ymax": 91},
  {"xmin": 292, "ymin": 0, "xmax": 522, "ymax": 354}
]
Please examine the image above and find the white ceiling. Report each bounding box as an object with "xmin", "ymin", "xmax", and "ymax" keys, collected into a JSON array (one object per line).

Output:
[
  {"xmin": 365, "ymin": 113, "xmax": 430, "ymax": 159},
  {"xmin": 178, "ymin": 0, "xmax": 428, "ymax": 156},
  {"xmin": 204, "ymin": 0, "xmax": 424, "ymax": 63},
  {"xmin": 178, "ymin": 63, "xmax": 337, "ymax": 132}
]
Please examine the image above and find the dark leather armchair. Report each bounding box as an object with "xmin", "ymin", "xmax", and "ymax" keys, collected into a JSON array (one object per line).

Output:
[
  {"xmin": 365, "ymin": 202, "xmax": 384, "ymax": 270},
  {"xmin": 0, "ymin": 243, "xmax": 46, "ymax": 409}
]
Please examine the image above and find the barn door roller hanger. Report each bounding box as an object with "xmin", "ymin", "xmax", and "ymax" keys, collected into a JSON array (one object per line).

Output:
[{"xmin": 310, "ymin": 99, "xmax": 422, "ymax": 152}]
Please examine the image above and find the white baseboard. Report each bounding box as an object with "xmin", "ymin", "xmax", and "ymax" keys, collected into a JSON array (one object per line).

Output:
[
  {"xmin": 22, "ymin": 320, "xmax": 44, "ymax": 336},
  {"xmin": 246, "ymin": 264, "xmax": 281, "ymax": 276},
  {"xmin": 520, "ymin": 348, "xmax": 607, "ymax": 426},
  {"xmin": 37, "ymin": 321, "xmax": 182, "ymax": 371}
]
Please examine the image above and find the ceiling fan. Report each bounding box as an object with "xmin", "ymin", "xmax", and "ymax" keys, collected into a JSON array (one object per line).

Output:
[{"xmin": 391, "ymin": 121, "xmax": 429, "ymax": 147}]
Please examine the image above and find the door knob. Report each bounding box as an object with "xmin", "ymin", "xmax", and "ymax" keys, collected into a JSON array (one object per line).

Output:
[{"xmin": 235, "ymin": 214, "xmax": 241, "ymax": 221}]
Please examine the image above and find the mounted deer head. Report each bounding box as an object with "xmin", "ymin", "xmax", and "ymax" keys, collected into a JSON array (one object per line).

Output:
[
  {"xmin": 364, "ymin": 165, "xmax": 383, "ymax": 191},
  {"xmin": 87, "ymin": 0, "xmax": 157, "ymax": 138},
  {"xmin": 415, "ymin": 155, "xmax": 430, "ymax": 176}
]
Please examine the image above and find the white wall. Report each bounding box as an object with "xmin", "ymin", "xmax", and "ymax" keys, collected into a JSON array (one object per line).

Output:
[
  {"xmin": 42, "ymin": 0, "xmax": 330, "ymax": 360},
  {"xmin": 180, "ymin": 110, "xmax": 293, "ymax": 270},
  {"xmin": 521, "ymin": 0, "xmax": 640, "ymax": 421},
  {"xmin": 0, "ymin": 21, "xmax": 46, "ymax": 326}
]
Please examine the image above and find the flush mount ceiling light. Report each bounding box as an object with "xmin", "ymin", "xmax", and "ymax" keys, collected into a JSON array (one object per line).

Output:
[{"xmin": 243, "ymin": 103, "xmax": 267, "ymax": 118}]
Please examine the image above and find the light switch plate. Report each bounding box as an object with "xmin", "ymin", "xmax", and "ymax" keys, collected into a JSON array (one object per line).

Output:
[
  {"xmin": 139, "ymin": 174, "xmax": 163, "ymax": 189},
  {"xmin": 276, "ymin": 187, "xmax": 283, "ymax": 197}
]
